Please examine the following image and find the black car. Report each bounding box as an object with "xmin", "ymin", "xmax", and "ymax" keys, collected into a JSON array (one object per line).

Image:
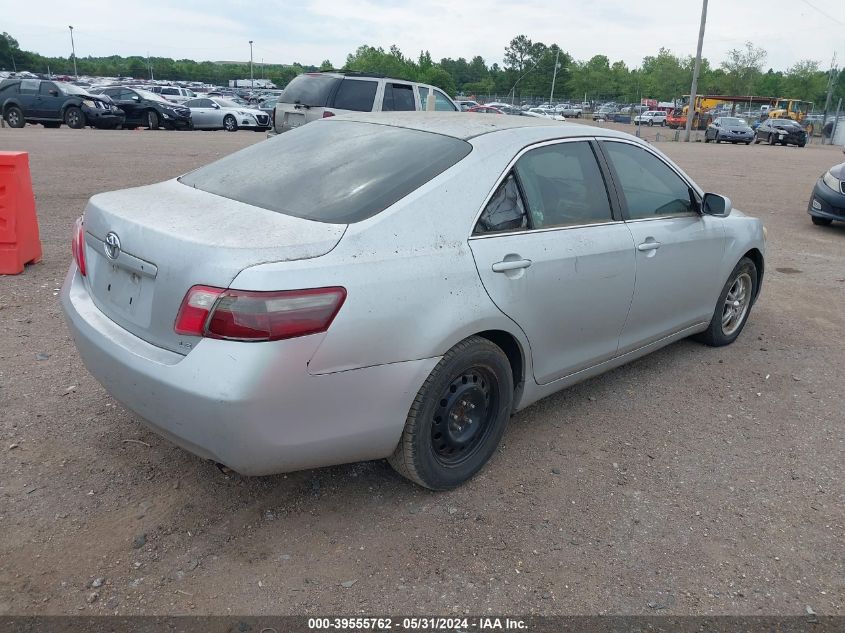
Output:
[
  {"xmin": 808, "ymin": 161, "xmax": 845, "ymax": 226},
  {"xmin": 704, "ymin": 116, "xmax": 754, "ymax": 144},
  {"xmin": 89, "ymin": 86, "xmax": 192, "ymax": 130},
  {"xmin": 0, "ymin": 78, "xmax": 125, "ymax": 129},
  {"xmin": 754, "ymin": 118, "xmax": 807, "ymax": 147}
]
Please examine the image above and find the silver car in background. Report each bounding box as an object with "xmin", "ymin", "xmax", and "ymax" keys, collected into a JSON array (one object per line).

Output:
[
  {"xmin": 62, "ymin": 114, "xmax": 765, "ymax": 490},
  {"xmin": 184, "ymin": 97, "xmax": 271, "ymax": 131}
]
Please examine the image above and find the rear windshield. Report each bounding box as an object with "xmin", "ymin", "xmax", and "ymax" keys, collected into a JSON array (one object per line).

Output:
[
  {"xmin": 279, "ymin": 74, "xmax": 340, "ymax": 107},
  {"xmin": 179, "ymin": 120, "xmax": 472, "ymax": 224}
]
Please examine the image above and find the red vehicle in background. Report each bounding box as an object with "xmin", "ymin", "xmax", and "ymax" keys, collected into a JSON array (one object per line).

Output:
[{"xmin": 467, "ymin": 105, "xmax": 504, "ymax": 114}]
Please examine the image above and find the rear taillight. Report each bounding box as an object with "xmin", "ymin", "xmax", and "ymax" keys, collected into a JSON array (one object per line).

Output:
[
  {"xmin": 322, "ymin": 110, "xmax": 335, "ymax": 118},
  {"xmin": 174, "ymin": 286, "xmax": 346, "ymax": 342},
  {"xmin": 71, "ymin": 216, "xmax": 87, "ymax": 276}
]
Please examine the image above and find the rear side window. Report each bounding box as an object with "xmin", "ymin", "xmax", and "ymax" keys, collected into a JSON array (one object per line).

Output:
[
  {"xmin": 179, "ymin": 120, "xmax": 472, "ymax": 224},
  {"xmin": 280, "ymin": 74, "xmax": 340, "ymax": 107},
  {"xmin": 382, "ymin": 83, "xmax": 415, "ymax": 111},
  {"xmin": 332, "ymin": 79, "xmax": 377, "ymax": 112},
  {"xmin": 474, "ymin": 174, "xmax": 528, "ymax": 234},
  {"xmin": 515, "ymin": 142, "xmax": 613, "ymax": 228},
  {"xmin": 19, "ymin": 79, "xmax": 38, "ymax": 94},
  {"xmin": 0, "ymin": 82, "xmax": 19, "ymax": 96},
  {"xmin": 162, "ymin": 87, "xmax": 179, "ymax": 95}
]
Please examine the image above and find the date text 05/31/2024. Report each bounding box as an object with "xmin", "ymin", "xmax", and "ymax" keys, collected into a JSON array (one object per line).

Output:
[{"xmin": 307, "ymin": 617, "xmax": 528, "ymax": 630}]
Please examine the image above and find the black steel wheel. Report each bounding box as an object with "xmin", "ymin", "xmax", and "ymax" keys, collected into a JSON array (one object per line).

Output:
[{"xmin": 389, "ymin": 336, "xmax": 514, "ymax": 489}]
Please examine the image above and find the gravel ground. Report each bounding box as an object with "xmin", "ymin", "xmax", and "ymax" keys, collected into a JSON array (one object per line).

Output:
[{"xmin": 1, "ymin": 123, "xmax": 843, "ymax": 617}]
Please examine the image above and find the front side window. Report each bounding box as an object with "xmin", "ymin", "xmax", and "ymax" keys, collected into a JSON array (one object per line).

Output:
[
  {"xmin": 474, "ymin": 174, "xmax": 528, "ymax": 234},
  {"xmin": 602, "ymin": 141, "xmax": 696, "ymax": 219},
  {"xmin": 434, "ymin": 90, "xmax": 457, "ymax": 111},
  {"xmin": 514, "ymin": 142, "xmax": 613, "ymax": 229},
  {"xmin": 39, "ymin": 82, "xmax": 58, "ymax": 96},
  {"xmin": 332, "ymin": 79, "xmax": 377, "ymax": 112},
  {"xmin": 382, "ymin": 83, "xmax": 415, "ymax": 111}
]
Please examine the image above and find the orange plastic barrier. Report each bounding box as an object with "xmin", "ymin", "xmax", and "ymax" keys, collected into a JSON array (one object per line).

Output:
[{"xmin": 0, "ymin": 151, "xmax": 42, "ymax": 274}]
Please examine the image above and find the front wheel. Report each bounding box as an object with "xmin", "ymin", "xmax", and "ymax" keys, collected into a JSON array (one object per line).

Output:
[
  {"xmin": 64, "ymin": 106, "xmax": 85, "ymax": 129},
  {"xmin": 223, "ymin": 114, "xmax": 238, "ymax": 132},
  {"xmin": 146, "ymin": 110, "xmax": 160, "ymax": 130},
  {"xmin": 388, "ymin": 336, "xmax": 514, "ymax": 490},
  {"xmin": 648, "ymin": 119, "xmax": 654, "ymax": 127},
  {"xmin": 811, "ymin": 216, "xmax": 832, "ymax": 226},
  {"xmin": 695, "ymin": 257, "xmax": 758, "ymax": 347},
  {"xmin": 768, "ymin": 134, "xmax": 776, "ymax": 145}
]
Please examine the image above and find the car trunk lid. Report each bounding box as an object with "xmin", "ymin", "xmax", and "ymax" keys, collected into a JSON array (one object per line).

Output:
[{"xmin": 81, "ymin": 179, "xmax": 346, "ymax": 354}]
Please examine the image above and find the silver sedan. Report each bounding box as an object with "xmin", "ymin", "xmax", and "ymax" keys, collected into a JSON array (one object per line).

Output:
[
  {"xmin": 183, "ymin": 97, "xmax": 271, "ymax": 131},
  {"xmin": 62, "ymin": 113, "xmax": 766, "ymax": 489}
]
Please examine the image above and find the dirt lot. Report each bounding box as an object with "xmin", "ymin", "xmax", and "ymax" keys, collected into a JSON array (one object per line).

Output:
[{"xmin": 1, "ymin": 122, "xmax": 843, "ymax": 617}]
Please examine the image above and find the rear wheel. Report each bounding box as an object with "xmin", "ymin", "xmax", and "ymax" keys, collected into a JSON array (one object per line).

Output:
[
  {"xmin": 811, "ymin": 216, "xmax": 832, "ymax": 226},
  {"xmin": 695, "ymin": 257, "xmax": 757, "ymax": 347},
  {"xmin": 648, "ymin": 119, "xmax": 654, "ymax": 127},
  {"xmin": 64, "ymin": 106, "xmax": 85, "ymax": 129},
  {"xmin": 388, "ymin": 336, "xmax": 513, "ymax": 490},
  {"xmin": 223, "ymin": 114, "xmax": 237, "ymax": 132},
  {"xmin": 146, "ymin": 110, "xmax": 159, "ymax": 130},
  {"xmin": 5, "ymin": 105, "xmax": 25, "ymax": 128}
]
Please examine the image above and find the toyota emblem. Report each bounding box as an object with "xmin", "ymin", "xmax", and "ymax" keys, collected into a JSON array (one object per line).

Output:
[{"xmin": 104, "ymin": 232, "xmax": 121, "ymax": 260}]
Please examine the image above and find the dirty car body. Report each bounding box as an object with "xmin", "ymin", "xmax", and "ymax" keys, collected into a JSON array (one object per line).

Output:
[{"xmin": 62, "ymin": 113, "xmax": 766, "ymax": 488}]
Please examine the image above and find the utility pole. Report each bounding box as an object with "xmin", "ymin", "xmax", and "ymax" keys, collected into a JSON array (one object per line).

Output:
[
  {"xmin": 684, "ymin": 0, "xmax": 708, "ymax": 142},
  {"xmin": 68, "ymin": 25, "xmax": 78, "ymax": 80},
  {"xmin": 147, "ymin": 52, "xmax": 154, "ymax": 81},
  {"xmin": 549, "ymin": 48, "xmax": 560, "ymax": 105},
  {"xmin": 822, "ymin": 52, "xmax": 837, "ymax": 140},
  {"xmin": 249, "ymin": 40, "xmax": 254, "ymax": 90}
]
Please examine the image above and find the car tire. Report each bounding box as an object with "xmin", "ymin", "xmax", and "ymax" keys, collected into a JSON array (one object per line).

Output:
[
  {"xmin": 4, "ymin": 105, "xmax": 25, "ymax": 128},
  {"xmin": 811, "ymin": 216, "xmax": 832, "ymax": 226},
  {"xmin": 716, "ymin": 135, "xmax": 721, "ymax": 143},
  {"xmin": 64, "ymin": 106, "xmax": 85, "ymax": 129},
  {"xmin": 223, "ymin": 115, "xmax": 238, "ymax": 132},
  {"xmin": 146, "ymin": 110, "xmax": 160, "ymax": 130},
  {"xmin": 704, "ymin": 136, "xmax": 711, "ymax": 143},
  {"xmin": 695, "ymin": 257, "xmax": 758, "ymax": 347},
  {"xmin": 388, "ymin": 335, "xmax": 514, "ymax": 490},
  {"xmin": 754, "ymin": 136, "xmax": 761, "ymax": 144},
  {"xmin": 768, "ymin": 134, "xmax": 776, "ymax": 145},
  {"xmin": 648, "ymin": 119, "xmax": 654, "ymax": 127},
  {"xmin": 745, "ymin": 141, "xmax": 751, "ymax": 145}
]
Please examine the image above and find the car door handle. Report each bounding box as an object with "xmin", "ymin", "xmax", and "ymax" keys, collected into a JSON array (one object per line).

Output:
[
  {"xmin": 492, "ymin": 259, "xmax": 532, "ymax": 272},
  {"xmin": 637, "ymin": 241, "xmax": 661, "ymax": 252}
]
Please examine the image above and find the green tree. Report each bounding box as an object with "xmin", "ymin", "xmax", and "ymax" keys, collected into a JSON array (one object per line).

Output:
[{"xmin": 720, "ymin": 42, "xmax": 767, "ymax": 94}]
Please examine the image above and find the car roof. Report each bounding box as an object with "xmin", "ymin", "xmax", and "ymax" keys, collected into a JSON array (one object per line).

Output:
[{"xmin": 331, "ymin": 111, "xmax": 637, "ymax": 142}]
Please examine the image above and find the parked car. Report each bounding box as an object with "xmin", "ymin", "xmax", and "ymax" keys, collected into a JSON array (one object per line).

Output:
[
  {"xmin": 270, "ymin": 71, "xmax": 458, "ymax": 134},
  {"xmin": 808, "ymin": 161, "xmax": 845, "ymax": 226},
  {"xmin": 555, "ymin": 104, "xmax": 582, "ymax": 118},
  {"xmin": 754, "ymin": 118, "xmax": 807, "ymax": 147},
  {"xmin": 467, "ymin": 105, "xmax": 504, "ymax": 114},
  {"xmin": 147, "ymin": 85, "xmax": 197, "ymax": 104},
  {"xmin": 455, "ymin": 100, "xmax": 480, "ymax": 111},
  {"xmin": 0, "ymin": 78, "xmax": 125, "ymax": 129},
  {"xmin": 592, "ymin": 106, "xmax": 618, "ymax": 121},
  {"xmin": 257, "ymin": 97, "xmax": 278, "ymax": 117},
  {"xmin": 62, "ymin": 113, "xmax": 765, "ymax": 490},
  {"xmin": 89, "ymin": 86, "xmax": 192, "ymax": 130},
  {"xmin": 634, "ymin": 111, "xmax": 668, "ymax": 126},
  {"xmin": 704, "ymin": 117, "xmax": 754, "ymax": 144},
  {"xmin": 183, "ymin": 97, "xmax": 271, "ymax": 131}
]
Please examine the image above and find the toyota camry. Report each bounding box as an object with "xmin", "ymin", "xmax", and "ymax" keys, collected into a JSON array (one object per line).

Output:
[{"xmin": 62, "ymin": 113, "xmax": 766, "ymax": 490}]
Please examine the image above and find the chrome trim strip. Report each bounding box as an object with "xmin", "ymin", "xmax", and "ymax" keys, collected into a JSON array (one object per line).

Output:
[{"xmin": 469, "ymin": 220, "xmax": 625, "ymax": 240}]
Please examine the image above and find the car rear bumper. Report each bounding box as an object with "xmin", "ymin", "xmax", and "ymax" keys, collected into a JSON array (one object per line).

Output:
[
  {"xmin": 808, "ymin": 179, "xmax": 845, "ymax": 220},
  {"xmin": 61, "ymin": 265, "xmax": 438, "ymax": 476}
]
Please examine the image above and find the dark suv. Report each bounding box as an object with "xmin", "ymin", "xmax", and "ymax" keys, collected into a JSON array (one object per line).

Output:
[
  {"xmin": 89, "ymin": 86, "xmax": 192, "ymax": 130},
  {"xmin": 0, "ymin": 78, "xmax": 125, "ymax": 129}
]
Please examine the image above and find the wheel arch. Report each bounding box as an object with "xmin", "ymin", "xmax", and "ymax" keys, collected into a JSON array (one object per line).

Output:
[
  {"xmin": 743, "ymin": 248, "xmax": 764, "ymax": 303},
  {"xmin": 474, "ymin": 329, "xmax": 527, "ymax": 405}
]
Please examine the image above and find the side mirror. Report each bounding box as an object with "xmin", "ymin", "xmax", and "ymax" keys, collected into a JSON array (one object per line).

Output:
[
  {"xmin": 49, "ymin": 90, "xmax": 59, "ymax": 96},
  {"xmin": 212, "ymin": 103, "xmax": 220, "ymax": 109},
  {"xmin": 132, "ymin": 95, "xmax": 140, "ymax": 102},
  {"xmin": 702, "ymin": 193, "xmax": 732, "ymax": 217}
]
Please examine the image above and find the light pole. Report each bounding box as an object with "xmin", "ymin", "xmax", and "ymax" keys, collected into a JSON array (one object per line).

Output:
[
  {"xmin": 68, "ymin": 25, "xmax": 78, "ymax": 80},
  {"xmin": 549, "ymin": 48, "xmax": 561, "ymax": 105},
  {"xmin": 683, "ymin": 0, "xmax": 708, "ymax": 142},
  {"xmin": 249, "ymin": 40, "xmax": 254, "ymax": 90}
]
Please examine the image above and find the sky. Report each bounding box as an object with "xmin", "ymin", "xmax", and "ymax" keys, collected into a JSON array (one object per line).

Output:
[{"xmin": 4, "ymin": 0, "xmax": 842, "ymax": 72}]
